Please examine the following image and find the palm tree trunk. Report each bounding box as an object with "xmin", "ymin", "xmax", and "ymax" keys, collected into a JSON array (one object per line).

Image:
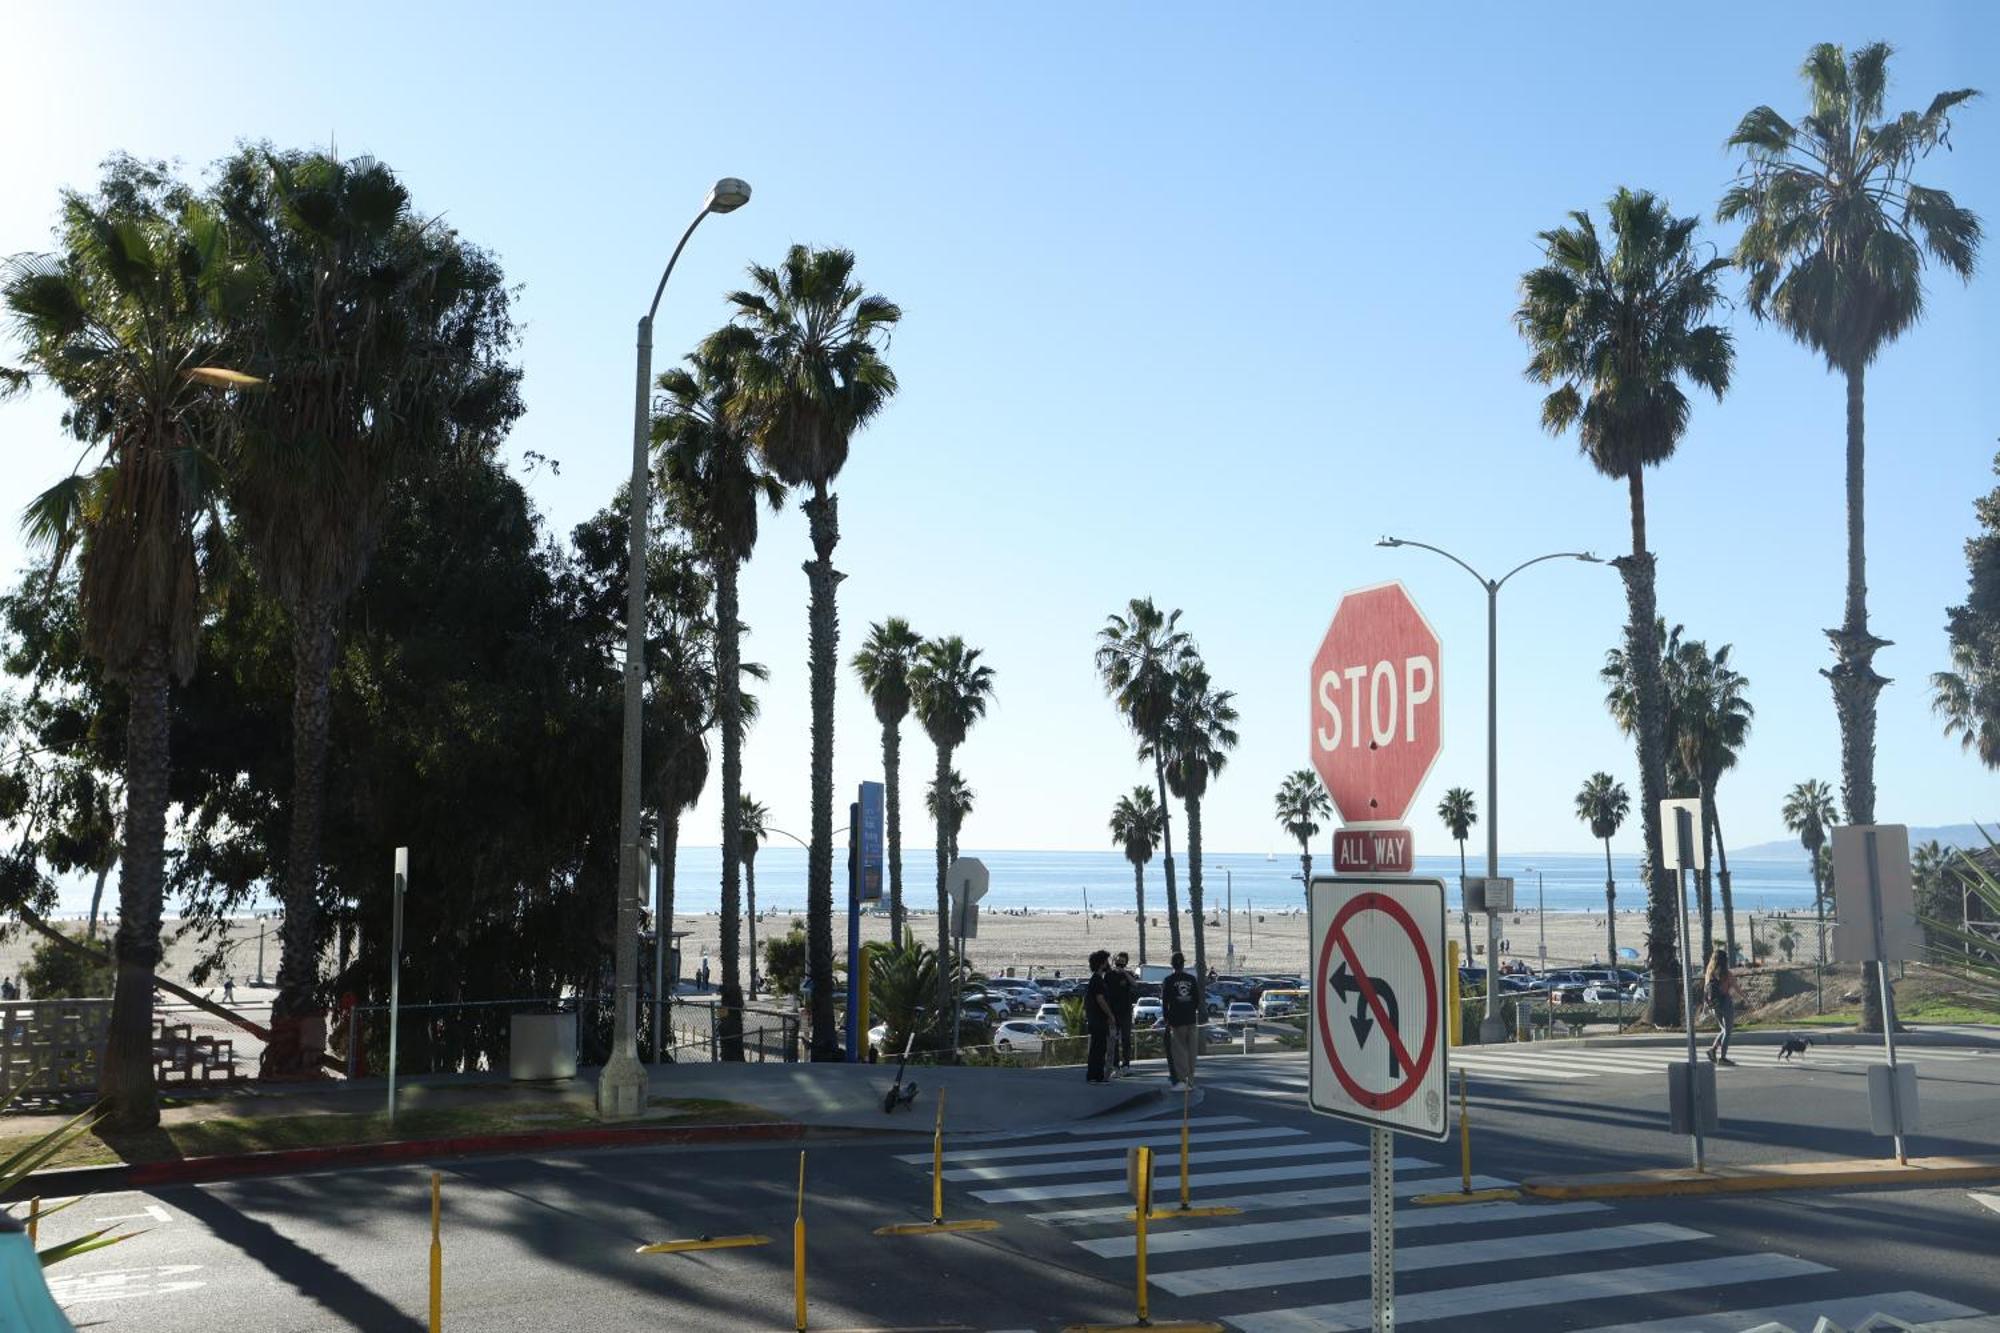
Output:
[
  {"xmin": 1696, "ymin": 787, "xmax": 1715, "ymax": 964},
  {"xmin": 717, "ymin": 557, "xmax": 745, "ymax": 1061},
  {"xmin": 659, "ymin": 806, "xmax": 680, "ymax": 989},
  {"xmin": 1618, "ymin": 466, "xmax": 1681, "ymax": 1028},
  {"xmin": 934, "ymin": 741, "xmax": 953, "ymax": 1017},
  {"xmin": 884, "ymin": 718, "xmax": 904, "ymax": 944},
  {"xmin": 1131, "ymin": 859, "xmax": 1147, "ymax": 965},
  {"xmin": 101, "ymin": 639, "xmax": 169, "ymax": 1133},
  {"xmin": 1711, "ymin": 803, "xmax": 1736, "ymax": 963},
  {"xmin": 1186, "ymin": 796, "xmax": 1207, "ymax": 989},
  {"xmin": 1152, "ymin": 752, "xmax": 1181, "ymax": 955},
  {"xmin": 802, "ymin": 484, "xmax": 842, "ymax": 1059},
  {"xmin": 1602, "ymin": 835, "xmax": 1617, "ymax": 964},
  {"xmin": 1830, "ymin": 363, "xmax": 1890, "ymax": 1032},
  {"xmin": 746, "ymin": 853, "xmax": 759, "ymax": 998},
  {"xmin": 272, "ymin": 598, "xmax": 337, "ymax": 1064},
  {"xmin": 1457, "ymin": 840, "xmax": 1471, "ymax": 961},
  {"xmin": 87, "ymin": 861, "xmax": 110, "ymax": 942}
]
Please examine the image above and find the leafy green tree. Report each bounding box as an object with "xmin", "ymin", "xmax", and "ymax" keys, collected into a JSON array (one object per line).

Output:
[
  {"xmin": 1574, "ymin": 772, "xmax": 1630, "ymax": 963},
  {"xmin": 719, "ymin": 246, "xmax": 900, "ymax": 1060},
  {"xmin": 657, "ymin": 331, "xmax": 785, "ymax": 1059},
  {"xmin": 1933, "ymin": 454, "xmax": 2000, "ymax": 768},
  {"xmin": 1782, "ymin": 778, "xmax": 1840, "ymax": 990},
  {"xmin": 853, "ymin": 618, "xmax": 921, "ymax": 942},
  {"xmin": 213, "ymin": 148, "xmax": 523, "ymax": 1054},
  {"xmin": 1095, "ymin": 599, "xmax": 1193, "ymax": 954},
  {"xmin": 1436, "ymin": 787, "xmax": 1478, "ymax": 959},
  {"xmin": 1158, "ymin": 656, "xmax": 1237, "ymax": 987},
  {"xmin": 740, "ymin": 794, "xmax": 770, "ymax": 995},
  {"xmin": 1109, "ymin": 786, "xmax": 1163, "ymax": 965},
  {"xmin": 1722, "ymin": 44, "xmax": 1981, "ymax": 1032},
  {"xmin": 909, "ymin": 636, "xmax": 995, "ymax": 1011},
  {"xmin": 1517, "ymin": 188, "xmax": 1733, "ymax": 1026},
  {"xmin": 763, "ymin": 925, "xmax": 808, "ymax": 999},
  {"xmin": 1274, "ymin": 769, "xmax": 1331, "ymax": 903},
  {"xmin": 1776, "ymin": 917, "xmax": 1799, "ymax": 962},
  {"xmin": 925, "ymin": 768, "xmax": 974, "ymax": 865},
  {"xmin": 22, "ymin": 927, "xmax": 114, "ymax": 999},
  {"xmin": 2, "ymin": 161, "xmax": 247, "ymax": 1129}
]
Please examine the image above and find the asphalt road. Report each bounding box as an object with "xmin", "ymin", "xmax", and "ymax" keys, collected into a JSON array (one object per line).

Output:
[{"xmin": 24, "ymin": 1040, "xmax": 2000, "ymax": 1331}]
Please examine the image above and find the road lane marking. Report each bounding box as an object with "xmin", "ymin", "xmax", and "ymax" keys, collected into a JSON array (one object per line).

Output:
[
  {"xmin": 94, "ymin": 1204, "xmax": 172, "ymax": 1224},
  {"xmin": 47, "ymin": 1263, "xmax": 206, "ymax": 1305},
  {"xmin": 944, "ymin": 1140, "xmax": 1364, "ymax": 1183},
  {"xmin": 1079, "ymin": 1199, "xmax": 1605, "ymax": 1258},
  {"xmin": 1567, "ymin": 1289, "xmax": 1983, "ymax": 1333},
  {"xmin": 973, "ymin": 1155, "xmax": 1435, "ymax": 1204},
  {"xmin": 1029, "ymin": 1174, "xmax": 1511, "ymax": 1224},
  {"xmin": 896, "ymin": 1126, "xmax": 1303, "ymax": 1165},
  {"xmin": 1155, "ymin": 1221, "xmax": 1706, "ymax": 1297},
  {"xmin": 1223, "ymin": 1253, "xmax": 1830, "ymax": 1332}
]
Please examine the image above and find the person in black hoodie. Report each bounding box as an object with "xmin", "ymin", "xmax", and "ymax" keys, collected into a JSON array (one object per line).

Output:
[
  {"xmin": 1084, "ymin": 950, "xmax": 1115, "ymax": 1083},
  {"xmin": 1109, "ymin": 951, "xmax": 1137, "ymax": 1076},
  {"xmin": 1162, "ymin": 952, "xmax": 1201, "ymax": 1088}
]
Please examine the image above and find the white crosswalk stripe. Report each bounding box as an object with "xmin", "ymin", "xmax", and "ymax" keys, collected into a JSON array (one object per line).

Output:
[
  {"xmin": 894, "ymin": 1093, "xmax": 1989, "ymax": 1331},
  {"xmin": 1437, "ymin": 1042, "xmax": 1991, "ymax": 1085}
]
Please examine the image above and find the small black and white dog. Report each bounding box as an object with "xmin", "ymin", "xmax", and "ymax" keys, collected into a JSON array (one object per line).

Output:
[{"xmin": 1777, "ymin": 1035, "xmax": 1812, "ymax": 1061}]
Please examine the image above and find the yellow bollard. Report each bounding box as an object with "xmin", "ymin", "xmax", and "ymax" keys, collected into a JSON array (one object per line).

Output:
[
  {"xmin": 1460, "ymin": 1069, "xmax": 1471, "ymax": 1194},
  {"xmin": 429, "ymin": 1172, "xmax": 442, "ymax": 1333},
  {"xmin": 1134, "ymin": 1145, "xmax": 1151, "ymax": 1326},
  {"xmin": 793, "ymin": 1151, "xmax": 807, "ymax": 1333},
  {"xmin": 27, "ymin": 1195, "xmax": 38, "ymax": 1245},
  {"xmin": 932, "ymin": 1087, "xmax": 947, "ymax": 1224},
  {"xmin": 1179, "ymin": 1084, "xmax": 1191, "ymax": 1212},
  {"xmin": 1447, "ymin": 941, "xmax": 1462, "ymax": 1048}
]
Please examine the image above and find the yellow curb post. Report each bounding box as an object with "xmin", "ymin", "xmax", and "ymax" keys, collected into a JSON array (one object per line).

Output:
[
  {"xmin": 1446, "ymin": 941, "xmax": 1461, "ymax": 1048},
  {"xmin": 872, "ymin": 1087, "xmax": 1001, "ymax": 1236},
  {"xmin": 27, "ymin": 1196, "xmax": 38, "ymax": 1245},
  {"xmin": 793, "ymin": 1150, "xmax": 808, "ymax": 1333},
  {"xmin": 1459, "ymin": 1068, "xmax": 1470, "ymax": 1193},
  {"xmin": 1135, "ymin": 1146, "xmax": 1150, "ymax": 1326},
  {"xmin": 637, "ymin": 1235, "xmax": 772, "ymax": 1255},
  {"xmin": 1145, "ymin": 1083, "xmax": 1239, "ymax": 1222},
  {"xmin": 428, "ymin": 1173, "xmax": 442, "ymax": 1333}
]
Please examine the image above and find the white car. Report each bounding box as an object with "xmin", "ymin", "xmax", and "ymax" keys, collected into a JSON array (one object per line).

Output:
[
  {"xmin": 992, "ymin": 1019, "xmax": 1048, "ymax": 1054},
  {"xmin": 1133, "ymin": 997, "xmax": 1164, "ymax": 1024},
  {"xmin": 1035, "ymin": 1003, "xmax": 1069, "ymax": 1032},
  {"xmin": 1225, "ymin": 1002, "xmax": 1259, "ymax": 1025}
]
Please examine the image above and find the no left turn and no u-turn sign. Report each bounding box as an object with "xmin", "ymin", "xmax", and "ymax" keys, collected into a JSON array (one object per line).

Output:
[{"xmin": 1308, "ymin": 873, "xmax": 1450, "ymax": 1140}]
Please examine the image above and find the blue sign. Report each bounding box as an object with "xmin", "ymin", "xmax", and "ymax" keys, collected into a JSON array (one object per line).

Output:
[{"xmin": 858, "ymin": 781, "xmax": 885, "ymax": 903}]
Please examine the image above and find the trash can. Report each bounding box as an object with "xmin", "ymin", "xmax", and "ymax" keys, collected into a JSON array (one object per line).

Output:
[{"xmin": 509, "ymin": 1010, "xmax": 577, "ymax": 1082}]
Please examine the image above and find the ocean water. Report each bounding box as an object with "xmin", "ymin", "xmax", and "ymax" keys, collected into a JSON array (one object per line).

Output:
[{"xmin": 674, "ymin": 846, "xmax": 1817, "ymax": 917}]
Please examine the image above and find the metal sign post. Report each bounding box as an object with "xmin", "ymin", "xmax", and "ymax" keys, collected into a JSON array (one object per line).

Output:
[
  {"xmin": 1830, "ymin": 823, "xmax": 1921, "ymax": 1162},
  {"xmin": 1867, "ymin": 830, "xmax": 1907, "ymax": 1164},
  {"xmin": 845, "ymin": 801, "xmax": 861, "ymax": 1063},
  {"xmin": 388, "ymin": 847, "xmax": 408, "ymax": 1124},
  {"xmin": 1669, "ymin": 805, "xmax": 1703, "ymax": 1171}
]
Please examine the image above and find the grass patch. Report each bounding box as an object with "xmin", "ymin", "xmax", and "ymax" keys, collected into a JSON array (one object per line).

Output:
[{"xmin": 2, "ymin": 1097, "xmax": 773, "ymax": 1171}]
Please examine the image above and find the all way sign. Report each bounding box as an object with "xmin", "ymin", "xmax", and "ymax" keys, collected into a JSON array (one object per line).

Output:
[
  {"xmin": 1333, "ymin": 827, "xmax": 1415, "ymax": 874},
  {"xmin": 1308, "ymin": 873, "xmax": 1449, "ymax": 1140}
]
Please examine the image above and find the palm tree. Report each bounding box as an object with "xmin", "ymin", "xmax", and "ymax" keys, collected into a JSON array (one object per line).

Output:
[
  {"xmin": 1783, "ymin": 778, "xmax": 1840, "ymax": 1008},
  {"xmin": 1933, "ymin": 638, "xmax": 2000, "ymax": 770},
  {"xmin": 1574, "ymin": 773, "xmax": 1630, "ymax": 963},
  {"xmin": 926, "ymin": 769, "xmax": 975, "ymax": 865},
  {"xmin": 1517, "ymin": 188, "xmax": 1734, "ymax": 1027},
  {"xmin": 1157, "ymin": 657, "xmax": 1237, "ymax": 988},
  {"xmin": 215, "ymin": 148, "xmax": 522, "ymax": 1052},
  {"xmin": 1776, "ymin": 918, "xmax": 1799, "ymax": 962},
  {"xmin": 656, "ymin": 329, "xmax": 786, "ymax": 1059},
  {"xmin": 740, "ymin": 795, "xmax": 770, "ymax": 996},
  {"xmin": 908, "ymin": 636, "xmax": 995, "ymax": 1012},
  {"xmin": 1674, "ymin": 641, "xmax": 1753, "ymax": 961},
  {"xmin": 1109, "ymin": 787, "xmax": 1164, "ymax": 965},
  {"xmin": 1722, "ymin": 45, "xmax": 1981, "ymax": 1031},
  {"xmin": 1095, "ymin": 599, "xmax": 1193, "ymax": 955},
  {"xmin": 1436, "ymin": 787, "xmax": 1478, "ymax": 960},
  {"xmin": 719, "ymin": 245, "xmax": 900, "ymax": 1060},
  {"xmin": 1273, "ymin": 769, "xmax": 1332, "ymax": 909},
  {"xmin": 853, "ymin": 618, "xmax": 922, "ymax": 942},
  {"xmin": 2, "ymin": 168, "xmax": 247, "ymax": 1129}
]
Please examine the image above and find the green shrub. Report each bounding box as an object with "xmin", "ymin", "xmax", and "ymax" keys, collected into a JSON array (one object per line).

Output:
[{"xmin": 21, "ymin": 929, "xmax": 112, "ymax": 1000}]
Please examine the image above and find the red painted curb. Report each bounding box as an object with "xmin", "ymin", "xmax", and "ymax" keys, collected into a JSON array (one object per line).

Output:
[{"xmin": 125, "ymin": 1120, "xmax": 807, "ymax": 1188}]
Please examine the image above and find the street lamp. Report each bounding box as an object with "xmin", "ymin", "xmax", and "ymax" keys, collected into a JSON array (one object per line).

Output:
[
  {"xmin": 1522, "ymin": 865, "xmax": 1546, "ymax": 969},
  {"xmin": 1378, "ymin": 537, "xmax": 1599, "ymax": 1043},
  {"xmin": 605, "ymin": 177, "xmax": 752, "ymax": 1121}
]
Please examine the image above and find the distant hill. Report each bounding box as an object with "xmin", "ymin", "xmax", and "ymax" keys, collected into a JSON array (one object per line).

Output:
[{"xmin": 1733, "ymin": 822, "xmax": 1998, "ymax": 860}]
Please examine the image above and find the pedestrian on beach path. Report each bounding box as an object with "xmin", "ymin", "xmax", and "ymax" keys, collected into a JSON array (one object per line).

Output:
[
  {"xmin": 1109, "ymin": 951, "xmax": 1136, "ymax": 1076},
  {"xmin": 1162, "ymin": 951, "xmax": 1200, "ymax": 1088},
  {"xmin": 1084, "ymin": 950, "xmax": 1114, "ymax": 1082},
  {"xmin": 1704, "ymin": 947, "xmax": 1740, "ymax": 1066}
]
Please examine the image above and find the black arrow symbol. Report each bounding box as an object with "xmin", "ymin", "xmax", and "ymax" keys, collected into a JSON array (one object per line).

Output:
[{"xmin": 1330, "ymin": 959, "xmax": 1402, "ymax": 1078}]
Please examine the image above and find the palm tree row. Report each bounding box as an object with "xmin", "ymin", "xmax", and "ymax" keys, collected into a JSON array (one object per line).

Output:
[
  {"xmin": 1436, "ymin": 787, "xmax": 1478, "ymax": 960},
  {"xmin": 1573, "ymin": 773, "xmax": 1631, "ymax": 964},
  {"xmin": 909, "ymin": 636, "xmax": 996, "ymax": 1014}
]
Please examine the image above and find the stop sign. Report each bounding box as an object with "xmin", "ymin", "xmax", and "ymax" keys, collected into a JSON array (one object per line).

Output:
[{"xmin": 1309, "ymin": 582, "xmax": 1441, "ymax": 824}]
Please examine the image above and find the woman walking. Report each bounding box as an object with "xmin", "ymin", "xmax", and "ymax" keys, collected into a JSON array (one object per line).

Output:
[{"xmin": 1704, "ymin": 947, "xmax": 1740, "ymax": 1066}]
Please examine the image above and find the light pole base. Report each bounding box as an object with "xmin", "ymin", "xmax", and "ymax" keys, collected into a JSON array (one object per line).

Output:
[
  {"xmin": 1478, "ymin": 1017, "xmax": 1506, "ymax": 1045},
  {"xmin": 597, "ymin": 1050, "xmax": 649, "ymax": 1120}
]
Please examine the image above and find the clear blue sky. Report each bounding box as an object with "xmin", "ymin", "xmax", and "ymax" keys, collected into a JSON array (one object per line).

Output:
[{"xmin": 3, "ymin": 3, "xmax": 1996, "ymax": 861}]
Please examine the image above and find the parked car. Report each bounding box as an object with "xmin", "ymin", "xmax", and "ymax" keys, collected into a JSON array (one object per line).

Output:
[
  {"xmin": 1133, "ymin": 997, "xmax": 1164, "ymax": 1024},
  {"xmin": 1258, "ymin": 988, "xmax": 1307, "ymax": 1017},
  {"xmin": 1225, "ymin": 1001, "xmax": 1259, "ymax": 1025},
  {"xmin": 1035, "ymin": 1002, "xmax": 1068, "ymax": 1030},
  {"xmin": 992, "ymin": 1019, "xmax": 1048, "ymax": 1054}
]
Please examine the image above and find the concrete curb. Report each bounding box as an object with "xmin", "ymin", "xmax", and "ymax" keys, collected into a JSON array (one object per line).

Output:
[
  {"xmin": 7, "ymin": 1119, "xmax": 809, "ymax": 1201},
  {"xmin": 1522, "ymin": 1155, "xmax": 2000, "ymax": 1200}
]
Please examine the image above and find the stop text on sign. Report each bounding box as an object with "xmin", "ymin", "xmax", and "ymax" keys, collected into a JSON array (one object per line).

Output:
[{"xmin": 1313, "ymin": 655, "xmax": 1435, "ymax": 752}]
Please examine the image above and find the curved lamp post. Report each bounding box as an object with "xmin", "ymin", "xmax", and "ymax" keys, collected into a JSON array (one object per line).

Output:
[
  {"xmin": 605, "ymin": 177, "xmax": 752, "ymax": 1120},
  {"xmin": 1378, "ymin": 537, "xmax": 1598, "ymax": 1043}
]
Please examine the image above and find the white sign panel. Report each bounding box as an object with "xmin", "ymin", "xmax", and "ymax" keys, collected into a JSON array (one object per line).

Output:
[
  {"xmin": 946, "ymin": 857, "xmax": 989, "ymax": 906},
  {"xmin": 1659, "ymin": 799, "xmax": 1705, "ymax": 871},
  {"xmin": 1830, "ymin": 824, "xmax": 1922, "ymax": 964},
  {"xmin": 1307, "ymin": 874, "xmax": 1449, "ymax": 1140}
]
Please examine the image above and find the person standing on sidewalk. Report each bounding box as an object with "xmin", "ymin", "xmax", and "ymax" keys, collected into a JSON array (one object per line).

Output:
[
  {"xmin": 1704, "ymin": 947, "xmax": 1740, "ymax": 1066},
  {"xmin": 1084, "ymin": 950, "xmax": 1115, "ymax": 1083},
  {"xmin": 1109, "ymin": 951, "xmax": 1137, "ymax": 1076},
  {"xmin": 1162, "ymin": 952, "xmax": 1201, "ymax": 1089}
]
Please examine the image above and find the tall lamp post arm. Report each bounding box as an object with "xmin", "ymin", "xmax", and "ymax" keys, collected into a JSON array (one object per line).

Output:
[
  {"xmin": 1378, "ymin": 536, "xmax": 1492, "ymax": 591},
  {"xmin": 1495, "ymin": 551, "xmax": 1599, "ymax": 590},
  {"xmin": 646, "ymin": 203, "xmax": 719, "ymax": 327}
]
